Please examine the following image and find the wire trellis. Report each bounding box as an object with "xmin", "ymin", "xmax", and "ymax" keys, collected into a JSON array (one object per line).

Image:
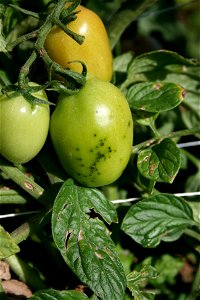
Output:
[{"xmin": 0, "ymin": 140, "xmax": 199, "ymax": 219}]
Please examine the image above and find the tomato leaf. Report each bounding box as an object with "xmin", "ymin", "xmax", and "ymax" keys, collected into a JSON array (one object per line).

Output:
[
  {"xmin": 137, "ymin": 138, "xmax": 181, "ymax": 183},
  {"xmin": 30, "ymin": 289, "xmax": 89, "ymax": 300},
  {"xmin": 114, "ymin": 52, "xmax": 134, "ymax": 74},
  {"xmin": 0, "ymin": 19, "xmax": 7, "ymax": 53},
  {"xmin": 127, "ymin": 49, "xmax": 197, "ymax": 84},
  {"xmin": 121, "ymin": 193, "xmax": 194, "ymax": 248},
  {"xmin": 108, "ymin": 1, "xmax": 157, "ymax": 50},
  {"xmin": 52, "ymin": 179, "xmax": 126, "ymax": 299},
  {"xmin": 127, "ymin": 82, "xmax": 185, "ymax": 113},
  {"xmin": 150, "ymin": 254, "xmax": 184, "ymax": 285},
  {"xmin": 131, "ymin": 110, "xmax": 158, "ymax": 127},
  {"xmin": 125, "ymin": 50, "xmax": 200, "ymax": 129},
  {"xmin": 185, "ymin": 170, "xmax": 200, "ymax": 193},
  {"xmin": 0, "ymin": 225, "xmax": 20, "ymax": 259},
  {"xmin": 127, "ymin": 264, "xmax": 159, "ymax": 300}
]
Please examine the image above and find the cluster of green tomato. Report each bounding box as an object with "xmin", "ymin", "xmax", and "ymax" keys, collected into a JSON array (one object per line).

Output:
[{"xmin": 0, "ymin": 5, "xmax": 133, "ymax": 187}]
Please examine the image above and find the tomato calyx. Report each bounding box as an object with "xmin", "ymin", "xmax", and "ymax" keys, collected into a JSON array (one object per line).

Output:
[
  {"xmin": 2, "ymin": 83, "xmax": 52, "ymax": 105},
  {"xmin": 7, "ymin": 0, "xmax": 87, "ymax": 97}
]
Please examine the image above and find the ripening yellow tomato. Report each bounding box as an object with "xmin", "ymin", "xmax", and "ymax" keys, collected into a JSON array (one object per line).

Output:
[{"xmin": 44, "ymin": 5, "xmax": 113, "ymax": 81}]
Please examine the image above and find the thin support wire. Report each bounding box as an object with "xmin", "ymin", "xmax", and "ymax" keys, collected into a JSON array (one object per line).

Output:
[
  {"xmin": 178, "ymin": 141, "xmax": 200, "ymax": 148},
  {"xmin": 111, "ymin": 191, "xmax": 200, "ymax": 204},
  {"xmin": 0, "ymin": 142, "xmax": 199, "ymax": 218}
]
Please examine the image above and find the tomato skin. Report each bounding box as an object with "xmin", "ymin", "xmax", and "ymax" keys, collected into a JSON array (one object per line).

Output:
[
  {"xmin": 44, "ymin": 5, "xmax": 113, "ymax": 81},
  {"xmin": 50, "ymin": 78, "xmax": 133, "ymax": 187},
  {"xmin": 0, "ymin": 84, "xmax": 50, "ymax": 164}
]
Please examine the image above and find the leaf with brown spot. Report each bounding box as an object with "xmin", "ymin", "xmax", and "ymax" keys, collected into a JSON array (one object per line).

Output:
[
  {"xmin": 127, "ymin": 81, "xmax": 185, "ymax": 112},
  {"xmin": 137, "ymin": 138, "xmax": 181, "ymax": 183},
  {"xmin": 52, "ymin": 179, "xmax": 126, "ymax": 300}
]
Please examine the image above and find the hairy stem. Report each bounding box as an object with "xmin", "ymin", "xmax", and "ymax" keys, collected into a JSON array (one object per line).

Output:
[
  {"xmin": 18, "ymin": 50, "xmax": 38, "ymax": 89},
  {"xmin": 132, "ymin": 127, "xmax": 200, "ymax": 154},
  {"xmin": 181, "ymin": 149, "xmax": 200, "ymax": 170},
  {"xmin": 6, "ymin": 30, "xmax": 39, "ymax": 52},
  {"xmin": 149, "ymin": 120, "xmax": 161, "ymax": 138},
  {"xmin": 11, "ymin": 207, "xmax": 52, "ymax": 244},
  {"xmin": 184, "ymin": 228, "xmax": 200, "ymax": 242},
  {"xmin": 0, "ymin": 189, "xmax": 27, "ymax": 204},
  {"xmin": 0, "ymin": 155, "xmax": 45, "ymax": 202}
]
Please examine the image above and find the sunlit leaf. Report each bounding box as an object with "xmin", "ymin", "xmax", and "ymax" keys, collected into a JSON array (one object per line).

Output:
[
  {"xmin": 30, "ymin": 289, "xmax": 89, "ymax": 300},
  {"xmin": 127, "ymin": 264, "xmax": 158, "ymax": 300},
  {"xmin": 127, "ymin": 50, "xmax": 197, "ymax": 84},
  {"xmin": 108, "ymin": 1, "xmax": 157, "ymax": 49},
  {"xmin": 113, "ymin": 52, "xmax": 134, "ymax": 73},
  {"xmin": 0, "ymin": 225, "xmax": 20, "ymax": 259},
  {"xmin": 137, "ymin": 138, "xmax": 181, "ymax": 183},
  {"xmin": 121, "ymin": 193, "xmax": 194, "ymax": 248},
  {"xmin": 127, "ymin": 82, "xmax": 185, "ymax": 113},
  {"xmin": 52, "ymin": 179, "xmax": 126, "ymax": 299}
]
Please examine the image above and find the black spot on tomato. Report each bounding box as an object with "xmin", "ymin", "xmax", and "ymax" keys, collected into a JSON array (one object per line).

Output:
[{"xmin": 96, "ymin": 152, "xmax": 105, "ymax": 161}]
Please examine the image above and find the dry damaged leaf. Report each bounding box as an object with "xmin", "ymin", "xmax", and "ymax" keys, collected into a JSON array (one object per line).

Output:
[
  {"xmin": 2, "ymin": 279, "xmax": 32, "ymax": 298},
  {"xmin": 0, "ymin": 260, "xmax": 11, "ymax": 280}
]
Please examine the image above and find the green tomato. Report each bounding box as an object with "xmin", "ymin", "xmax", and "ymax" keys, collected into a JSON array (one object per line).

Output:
[
  {"xmin": 50, "ymin": 78, "xmax": 133, "ymax": 187},
  {"xmin": 0, "ymin": 84, "xmax": 50, "ymax": 164}
]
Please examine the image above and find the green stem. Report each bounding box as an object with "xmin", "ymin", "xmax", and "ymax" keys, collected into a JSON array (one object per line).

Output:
[
  {"xmin": 6, "ymin": 30, "xmax": 39, "ymax": 52},
  {"xmin": 54, "ymin": 19, "xmax": 84, "ymax": 44},
  {"xmin": 0, "ymin": 155, "xmax": 45, "ymax": 203},
  {"xmin": 132, "ymin": 127, "xmax": 200, "ymax": 154},
  {"xmin": 16, "ymin": 0, "xmax": 85, "ymax": 92},
  {"xmin": 0, "ymin": 70, "xmax": 11, "ymax": 87},
  {"xmin": 0, "ymin": 189, "xmax": 27, "ymax": 204},
  {"xmin": 184, "ymin": 228, "xmax": 200, "ymax": 242},
  {"xmin": 191, "ymin": 257, "xmax": 200, "ymax": 297},
  {"xmin": 149, "ymin": 120, "xmax": 161, "ymax": 138},
  {"xmin": 6, "ymin": 254, "xmax": 47, "ymax": 290},
  {"xmin": 11, "ymin": 207, "xmax": 52, "ymax": 244},
  {"xmin": 108, "ymin": 0, "xmax": 158, "ymax": 50},
  {"xmin": 181, "ymin": 149, "xmax": 200, "ymax": 170},
  {"xmin": 9, "ymin": 4, "xmax": 40, "ymax": 19},
  {"xmin": 147, "ymin": 180, "xmax": 156, "ymax": 194},
  {"xmin": 18, "ymin": 50, "xmax": 38, "ymax": 88}
]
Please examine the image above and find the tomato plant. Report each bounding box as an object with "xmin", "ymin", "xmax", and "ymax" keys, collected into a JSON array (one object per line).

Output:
[
  {"xmin": 50, "ymin": 78, "xmax": 133, "ymax": 187},
  {"xmin": 44, "ymin": 4, "xmax": 113, "ymax": 81},
  {"xmin": 0, "ymin": 84, "xmax": 50, "ymax": 164},
  {"xmin": 0, "ymin": 1, "xmax": 200, "ymax": 300}
]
